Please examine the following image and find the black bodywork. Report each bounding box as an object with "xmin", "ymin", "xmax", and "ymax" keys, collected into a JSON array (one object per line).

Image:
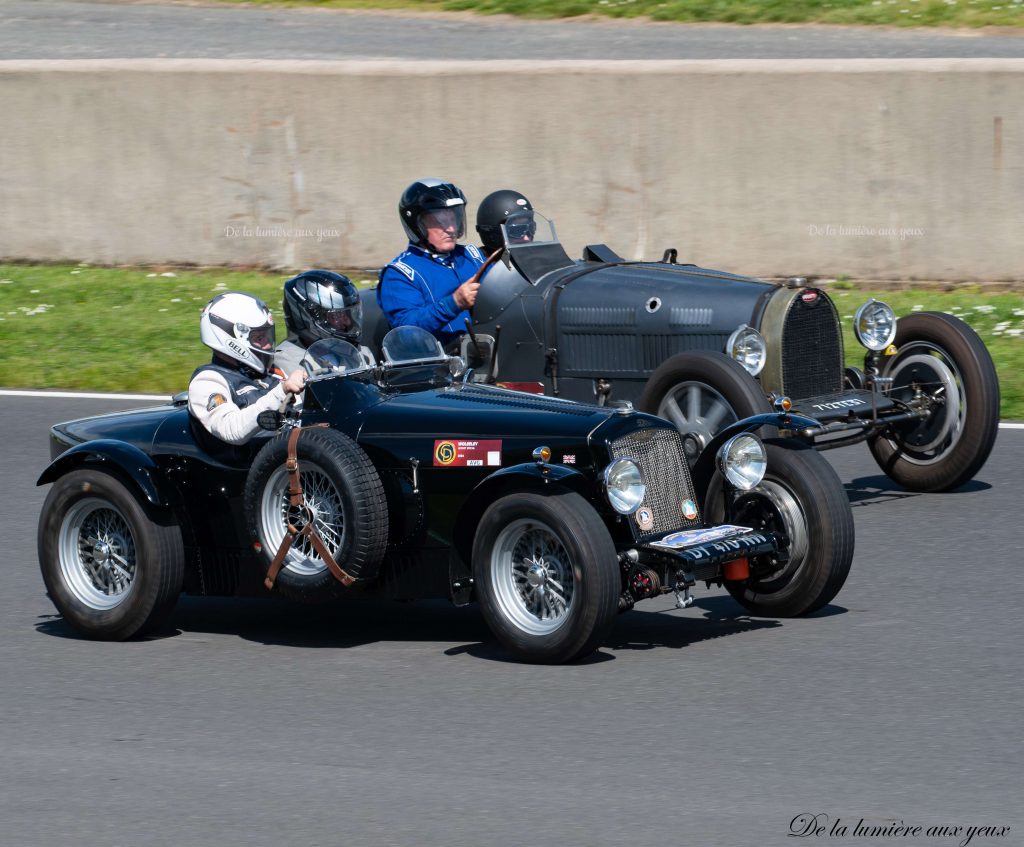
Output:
[{"xmin": 38, "ymin": 359, "xmax": 787, "ymax": 605}]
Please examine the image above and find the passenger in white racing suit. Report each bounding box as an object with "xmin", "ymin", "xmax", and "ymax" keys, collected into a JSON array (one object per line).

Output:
[{"xmin": 188, "ymin": 292, "xmax": 305, "ymax": 445}]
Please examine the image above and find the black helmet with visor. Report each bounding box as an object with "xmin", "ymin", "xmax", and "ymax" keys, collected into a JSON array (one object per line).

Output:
[
  {"xmin": 282, "ymin": 270, "xmax": 362, "ymax": 348},
  {"xmin": 399, "ymin": 178, "xmax": 468, "ymax": 246}
]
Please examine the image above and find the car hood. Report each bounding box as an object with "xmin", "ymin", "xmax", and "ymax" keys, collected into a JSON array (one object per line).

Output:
[
  {"xmin": 550, "ymin": 263, "xmax": 775, "ymax": 334},
  {"xmin": 359, "ymin": 383, "xmax": 616, "ymax": 440}
]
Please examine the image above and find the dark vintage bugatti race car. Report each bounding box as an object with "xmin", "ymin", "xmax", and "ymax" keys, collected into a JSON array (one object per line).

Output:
[
  {"xmin": 362, "ymin": 215, "xmax": 1000, "ymax": 493},
  {"xmin": 37, "ymin": 327, "xmax": 853, "ymax": 663}
]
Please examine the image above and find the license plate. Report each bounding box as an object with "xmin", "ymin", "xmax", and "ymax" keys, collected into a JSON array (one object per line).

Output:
[{"xmin": 650, "ymin": 525, "xmax": 754, "ymax": 551}]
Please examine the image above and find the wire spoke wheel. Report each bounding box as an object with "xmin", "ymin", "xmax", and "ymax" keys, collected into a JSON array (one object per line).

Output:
[
  {"xmin": 58, "ymin": 498, "xmax": 137, "ymax": 610},
  {"xmin": 246, "ymin": 428, "xmax": 388, "ymax": 602},
  {"xmin": 39, "ymin": 469, "xmax": 184, "ymax": 640},
  {"xmin": 259, "ymin": 461, "xmax": 346, "ymax": 577},
  {"xmin": 474, "ymin": 492, "xmax": 620, "ymax": 663},
  {"xmin": 493, "ymin": 518, "xmax": 576, "ymax": 635}
]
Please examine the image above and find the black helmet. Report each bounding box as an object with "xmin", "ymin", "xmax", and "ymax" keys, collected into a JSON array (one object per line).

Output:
[
  {"xmin": 476, "ymin": 189, "xmax": 536, "ymax": 255},
  {"xmin": 399, "ymin": 178, "xmax": 467, "ymax": 245},
  {"xmin": 282, "ymin": 270, "xmax": 362, "ymax": 348}
]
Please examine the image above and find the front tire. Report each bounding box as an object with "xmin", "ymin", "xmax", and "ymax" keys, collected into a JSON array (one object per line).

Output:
[
  {"xmin": 473, "ymin": 491, "xmax": 620, "ymax": 664},
  {"xmin": 37, "ymin": 469, "xmax": 184, "ymax": 640},
  {"xmin": 868, "ymin": 312, "xmax": 1000, "ymax": 492},
  {"xmin": 638, "ymin": 351, "xmax": 772, "ymax": 464},
  {"xmin": 707, "ymin": 440, "xmax": 854, "ymax": 617}
]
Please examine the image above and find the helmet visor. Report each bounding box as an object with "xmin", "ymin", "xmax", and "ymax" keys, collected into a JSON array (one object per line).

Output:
[
  {"xmin": 320, "ymin": 301, "xmax": 362, "ymax": 340},
  {"xmin": 247, "ymin": 323, "xmax": 275, "ymax": 351},
  {"xmin": 419, "ymin": 207, "xmax": 466, "ymax": 242}
]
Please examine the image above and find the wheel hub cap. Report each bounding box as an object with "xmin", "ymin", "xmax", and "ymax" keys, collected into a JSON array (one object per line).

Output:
[
  {"xmin": 526, "ymin": 561, "xmax": 548, "ymax": 587},
  {"xmin": 682, "ymin": 432, "xmax": 706, "ymax": 461},
  {"xmin": 91, "ymin": 540, "xmax": 111, "ymax": 566}
]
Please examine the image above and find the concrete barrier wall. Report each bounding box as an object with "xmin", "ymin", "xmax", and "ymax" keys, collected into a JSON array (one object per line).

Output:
[{"xmin": 2, "ymin": 58, "xmax": 1022, "ymax": 279}]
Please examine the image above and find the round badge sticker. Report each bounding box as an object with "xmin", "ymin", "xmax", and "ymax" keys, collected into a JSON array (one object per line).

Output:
[
  {"xmin": 635, "ymin": 507, "xmax": 654, "ymax": 531},
  {"xmin": 434, "ymin": 441, "xmax": 457, "ymax": 466},
  {"xmin": 681, "ymin": 499, "xmax": 698, "ymax": 520}
]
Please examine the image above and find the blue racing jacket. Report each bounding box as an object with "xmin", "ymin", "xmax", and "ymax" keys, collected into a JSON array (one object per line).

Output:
[{"xmin": 377, "ymin": 242, "xmax": 484, "ymax": 348}]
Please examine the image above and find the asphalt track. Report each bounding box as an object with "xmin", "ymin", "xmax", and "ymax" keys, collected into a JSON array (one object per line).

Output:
[
  {"xmin": 1, "ymin": 391, "xmax": 1020, "ymax": 846},
  {"xmin": 2, "ymin": 0, "xmax": 1024, "ymax": 59}
]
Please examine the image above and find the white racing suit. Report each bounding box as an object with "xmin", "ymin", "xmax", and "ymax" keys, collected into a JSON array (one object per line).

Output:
[{"xmin": 187, "ymin": 361, "xmax": 294, "ymax": 446}]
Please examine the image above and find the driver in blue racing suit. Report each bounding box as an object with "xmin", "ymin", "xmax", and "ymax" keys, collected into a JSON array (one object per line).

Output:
[{"xmin": 377, "ymin": 178, "xmax": 485, "ymax": 350}]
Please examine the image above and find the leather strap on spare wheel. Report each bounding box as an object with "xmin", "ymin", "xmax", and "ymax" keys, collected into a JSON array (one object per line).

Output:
[{"xmin": 263, "ymin": 424, "xmax": 356, "ymax": 590}]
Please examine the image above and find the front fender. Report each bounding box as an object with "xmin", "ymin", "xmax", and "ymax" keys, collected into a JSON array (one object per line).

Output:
[
  {"xmin": 691, "ymin": 412, "xmax": 822, "ymax": 497},
  {"xmin": 451, "ymin": 462, "xmax": 593, "ymax": 565},
  {"xmin": 37, "ymin": 439, "xmax": 170, "ymax": 508}
]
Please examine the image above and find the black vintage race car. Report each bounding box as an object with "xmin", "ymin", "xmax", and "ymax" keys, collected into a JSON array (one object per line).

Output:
[
  {"xmin": 37, "ymin": 327, "xmax": 853, "ymax": 663},
  {"xmin": 362, "ymin": 215, "xmax": 999, "ymax": 493}
]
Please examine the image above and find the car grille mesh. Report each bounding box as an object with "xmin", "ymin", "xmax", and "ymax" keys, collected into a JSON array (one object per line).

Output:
[
  {"xmin": 781, "ymin": 293, "xmax": 843, "ymax": 400},
  {"xmin": 610, "ymin": 427, "xmax": 702, "ymax": 541}
]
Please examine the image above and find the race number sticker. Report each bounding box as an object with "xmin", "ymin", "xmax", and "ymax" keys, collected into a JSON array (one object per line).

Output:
[{"xmin": 433, "ymin": 440, "xmax": 502, "ymax": 467}]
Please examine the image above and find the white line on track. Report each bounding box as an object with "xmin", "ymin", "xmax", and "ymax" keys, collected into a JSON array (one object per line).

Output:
[
  {"xmin": 4, "ymin": 387, "xmax": 1024, "ymax": 429},
  {"xmin": 0, "ymin": 389, "xmax": 170, "ymax": 401}
]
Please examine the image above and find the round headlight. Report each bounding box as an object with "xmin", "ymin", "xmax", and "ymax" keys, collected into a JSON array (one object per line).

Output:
[
  {"xmin": 726, "ymin": 324, "xmax": 767, "ymax": 377},
  {"xmin": 717, "ymin": 434, "xmax": 767, "ymax": 490},
  {"xmin": 603, "ymin": 458, "xmax": 646, "ymax": 515},
  {"xmin": 854, "ymin": 299, "xmax": 897, "ymax": 352}
]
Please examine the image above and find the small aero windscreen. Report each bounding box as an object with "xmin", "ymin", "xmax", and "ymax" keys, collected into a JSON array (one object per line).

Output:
[
  {"xmin": 381, "ymin": 325, "xmax": 448, "ymax": 366},
  {"xmin": 501, "ymin": 211, "xmax": 557, "ymax": 248},
  {"xmin": 303, "ymin": 338, "xmax": 368, "ymax": 378}
]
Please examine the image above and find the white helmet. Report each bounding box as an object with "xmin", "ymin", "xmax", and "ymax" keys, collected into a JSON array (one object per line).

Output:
[{"xmin": 200, "ymin": 292, "xmax": 276, "ymax": 374}]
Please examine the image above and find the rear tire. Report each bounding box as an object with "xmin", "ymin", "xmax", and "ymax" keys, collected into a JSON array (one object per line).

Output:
[
  {"xmin": 706, "ymin": 440, "xmax": 853, "ymax": 617},
  {"xmin": 38, "ymin": 469, "xmax": 183, "ymax": 640},
  {"xmin": 473, "ymin": 491, "xmax": 620, "ymax": 664},
  {"xmin": 868, "ymin": 312, "xmax": 999, "ymax": 492}
]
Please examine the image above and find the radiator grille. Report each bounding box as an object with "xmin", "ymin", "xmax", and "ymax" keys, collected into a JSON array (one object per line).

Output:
[
  {"xmin": 610, "ymin": 426, "xmax": 702, "ymax": 541},
  {"xmin": 781, "ymin": 293, "xmax": 843, "ymax": 400}
]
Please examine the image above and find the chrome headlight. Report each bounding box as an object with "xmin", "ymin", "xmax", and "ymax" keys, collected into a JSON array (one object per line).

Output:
[
  {"xmin": 716, "ymin": 434, "xmax": 767, "ymax": 490},
  {"xmin": 854, "ymin": 299, "xmax": 897, "ymax": 352},
  {"xmin": 726, "ymin": 324, "xmax": 767, "ymax": 377},
  {"xmin": 603, "ymin": 458, "xmax": 646, "ymax": 515}
]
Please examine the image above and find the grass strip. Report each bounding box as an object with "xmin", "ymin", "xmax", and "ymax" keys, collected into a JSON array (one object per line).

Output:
[
  {"xmin": 1, "ymin": 263, "xmax": 1021, "ymax": 417},
  {"xmin": 214, "ymin": 0, "xmax": 1024, "ymax": 28}
]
